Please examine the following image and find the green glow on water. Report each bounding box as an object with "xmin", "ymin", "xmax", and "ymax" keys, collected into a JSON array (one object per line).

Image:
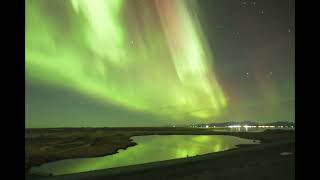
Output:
[{"xmin": 30, "ymin": 135, "xmax": 258, "ymax": 175}]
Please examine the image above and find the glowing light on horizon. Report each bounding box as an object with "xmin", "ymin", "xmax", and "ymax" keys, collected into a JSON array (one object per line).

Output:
[
  {"xmin": 227, "ymin": 125, "xmax": 241, "ymax": 128},
  {"xmin": 258, "ymin": 126, "xmax": 275, "ymax": 128}
]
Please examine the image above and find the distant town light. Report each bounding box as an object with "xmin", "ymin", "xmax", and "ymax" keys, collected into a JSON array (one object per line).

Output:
[
  {"xmin": 228, "ymin": 125, "xmax": 241, "ymax": 128},
  {"xmin": 258, "ymin": 125, "xmax": 275, "ymax": 128},
  {"xmin": 243, "ymin": 125, "xmax": 256, "ymax": 128}
]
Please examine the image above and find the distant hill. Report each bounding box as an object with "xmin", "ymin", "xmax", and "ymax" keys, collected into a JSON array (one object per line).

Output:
[
  {"xmin": 264, "ymin": 121, "xmax": 295, "ymax": 127},
  {"xmin": 185, "ymin": 121, "xmax": 295, "ymax": 127}
]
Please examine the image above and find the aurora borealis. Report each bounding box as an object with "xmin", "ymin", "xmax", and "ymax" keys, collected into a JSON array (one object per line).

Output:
[{"xmin": 26, "ymin": 0, "xmax": 295, "ymax": 127}]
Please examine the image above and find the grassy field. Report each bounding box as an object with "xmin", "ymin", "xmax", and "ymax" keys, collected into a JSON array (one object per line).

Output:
[{"xmin": 26, "ymin": 127, "xmax": 294, "ymax": 176}]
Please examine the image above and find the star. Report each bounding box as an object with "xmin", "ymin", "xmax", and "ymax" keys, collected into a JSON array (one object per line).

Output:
[{"xmin": 245, "ymin": 72, "xmax": 249, "ymax": 78}]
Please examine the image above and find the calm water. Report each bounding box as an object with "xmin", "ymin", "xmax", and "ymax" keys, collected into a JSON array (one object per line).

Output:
[{"xmin": 31, "ymin": 135, "xmax": 259, "ymax": 175}]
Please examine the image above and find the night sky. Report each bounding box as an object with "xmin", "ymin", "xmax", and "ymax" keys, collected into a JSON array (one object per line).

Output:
[{"xmin": 26, "ymin": 0, "xmax": 294, "ymax": 127}]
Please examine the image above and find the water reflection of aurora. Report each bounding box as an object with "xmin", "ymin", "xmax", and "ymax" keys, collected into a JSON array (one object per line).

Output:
[{"xmin": 31, "ymin": 135, "xmax": 259, "ymax": 175}]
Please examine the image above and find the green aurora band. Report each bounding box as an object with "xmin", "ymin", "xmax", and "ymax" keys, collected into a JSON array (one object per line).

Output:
[{"xmin": 26, "ymin": 0, "xmax": 226, "ymax": 123}]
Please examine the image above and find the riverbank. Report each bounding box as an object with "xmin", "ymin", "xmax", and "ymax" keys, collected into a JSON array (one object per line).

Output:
[{"xmin": 26, "ymin": 128, "xmax": 294, "ymax": 177}]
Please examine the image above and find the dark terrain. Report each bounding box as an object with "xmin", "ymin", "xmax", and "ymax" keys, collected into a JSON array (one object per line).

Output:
[{"xmin": 26, "ymin": 128, "xmax": 294, "ymax": 180}]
